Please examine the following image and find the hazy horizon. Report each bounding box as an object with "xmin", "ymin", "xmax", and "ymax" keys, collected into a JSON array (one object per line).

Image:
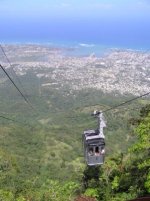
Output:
[{"xmin": 0, "ymin": 0, "xmax": 150, "ymax": 49}]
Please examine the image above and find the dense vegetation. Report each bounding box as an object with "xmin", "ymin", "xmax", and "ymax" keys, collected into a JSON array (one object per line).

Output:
[
  {"xmin": 82, "ymin": 105, "xmax": 150, "ymax": 201},
  {"xmin": 0, "ymin": 70, "xmax": 149, "ymax": 200}
]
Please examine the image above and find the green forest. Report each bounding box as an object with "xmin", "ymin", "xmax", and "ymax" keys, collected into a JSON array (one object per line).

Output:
[{"xmin": 0, "ymin": 70, "xmax": 150, "ymax": 200}]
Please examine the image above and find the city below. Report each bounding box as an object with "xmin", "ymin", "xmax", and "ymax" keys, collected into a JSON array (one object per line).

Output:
[{"xmin": 0, "ymin": 44, "xmax": 150, "ymax": 96}]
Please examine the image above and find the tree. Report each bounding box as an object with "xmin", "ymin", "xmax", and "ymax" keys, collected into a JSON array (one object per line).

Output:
[{"xmin": 130, "ymin": 112, "xmax": 150, "ymax": 194}]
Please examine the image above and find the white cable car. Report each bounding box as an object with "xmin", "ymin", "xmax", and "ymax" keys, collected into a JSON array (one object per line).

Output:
[{"xmin": 83, "ymin": 111, "xmax": 106, "ymax": 166}]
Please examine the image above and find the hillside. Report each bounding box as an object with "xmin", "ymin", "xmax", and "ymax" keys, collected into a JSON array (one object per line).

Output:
[{"xmin": 0, "ymin": 44, "xmax": 150, "ymax": 200}]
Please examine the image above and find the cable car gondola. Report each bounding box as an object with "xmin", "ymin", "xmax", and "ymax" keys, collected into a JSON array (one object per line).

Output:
[{"xmin": 83, "ymin": 111, "xmax": 106, "ymax": 166}]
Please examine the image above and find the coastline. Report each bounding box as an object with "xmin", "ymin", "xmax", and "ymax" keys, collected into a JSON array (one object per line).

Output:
[{"xmin": 0, "ymin": 41, "xmax": 150, "ymax": 58}]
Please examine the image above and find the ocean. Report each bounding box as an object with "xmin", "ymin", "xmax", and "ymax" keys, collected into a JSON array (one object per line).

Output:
[
  {"xmin": 1, "ymin": 16, "xmax": 150, "ymax": 57},
  {"xmin": 1, "ymin": 39, "xmax": 150, "ymax": 58}
]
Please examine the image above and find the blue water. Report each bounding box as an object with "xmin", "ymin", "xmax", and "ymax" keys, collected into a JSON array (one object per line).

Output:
[
  {"xmin": 48, "ymin": 41, "xmax": 150, "ymax": 57},
  {"xmin": 1, "ymin": 39, "xmax": 150, "ymax": 58},
  {"xmin": 44, "ymin": 41, "xmax": 112, "ymax": 57},
  {"xmin": 1, "ymin": 15, "xmax": 150, "ymax": 55}
]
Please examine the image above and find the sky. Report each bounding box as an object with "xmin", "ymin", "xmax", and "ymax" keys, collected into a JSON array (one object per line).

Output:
[{"xmin": 0, "ymin": 0, "xmax": 150, "ymax": 48}]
